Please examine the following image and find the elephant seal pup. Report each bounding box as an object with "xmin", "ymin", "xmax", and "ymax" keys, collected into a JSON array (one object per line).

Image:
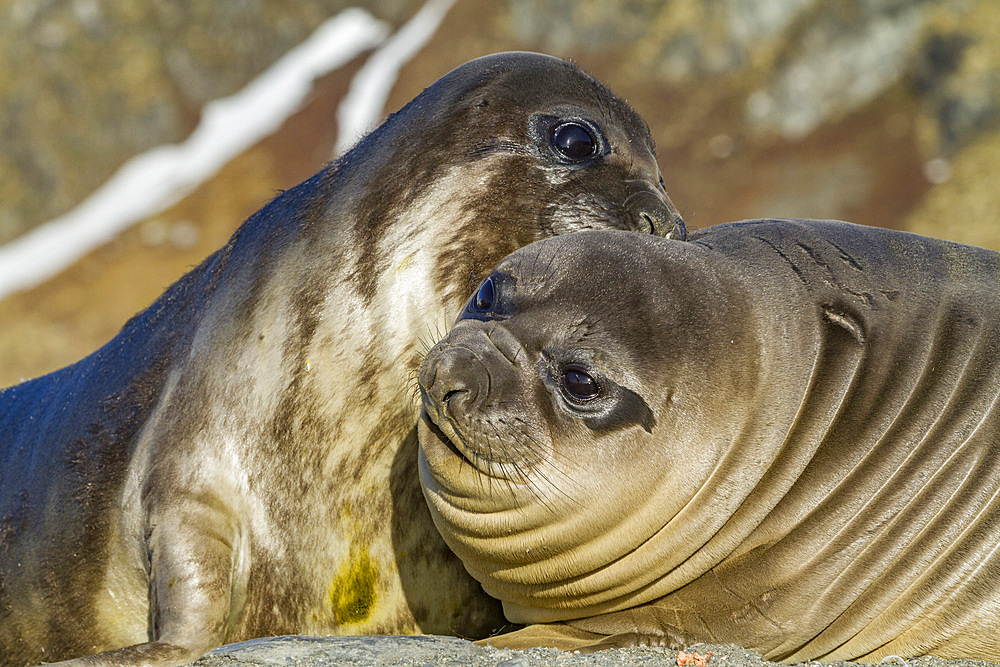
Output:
[
  {"xmin": 418, "ymin": 220, "xmax": 1000, "ymax": 663},
  {"xmin": 0, "ymin": 52, "xmax": 683, "ymax": 666}
]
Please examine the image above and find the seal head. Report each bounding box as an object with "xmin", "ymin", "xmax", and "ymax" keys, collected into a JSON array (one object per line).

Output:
[
  {"xmin": 343, "ymin": 51, "xmax": 686, "ymax": 310},
  {"xmin": 419, "ymin": 222, "xmax": 1000, "ymax": 662}
]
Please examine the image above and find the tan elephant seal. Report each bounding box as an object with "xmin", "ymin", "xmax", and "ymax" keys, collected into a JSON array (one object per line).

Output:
[
  {"xmin": 0, "ymin": 52, "xmax": 683, "ymax": 666},
  {"xmin": 418, "ymin": 220, "xmax": 1000, "ymax": 663}
]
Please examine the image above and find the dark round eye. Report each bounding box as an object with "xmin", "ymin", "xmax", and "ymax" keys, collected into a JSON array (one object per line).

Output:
[
  {"xmin": 552, "ymin": 122, "xmax": 597, "ymax": 161},
  {"xmin": 562, "ymin": 366, "xmax": 599, "ymax": 401},
  {"xmin": 473, "ymin": 277, "xmax": 495, "ymax": 312}
]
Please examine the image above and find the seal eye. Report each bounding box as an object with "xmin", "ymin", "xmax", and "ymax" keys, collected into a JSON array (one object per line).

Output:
[
  {"xmin": 552, "ymin": 122, "xmax": 597, "ymax": 161},
  {"xmin": 562, "ymin": 366, "xmax": 599, "ymax": 401},
  {"xmin": 473, "ymin": 277, "xmax": 495, "ymax": 312}
]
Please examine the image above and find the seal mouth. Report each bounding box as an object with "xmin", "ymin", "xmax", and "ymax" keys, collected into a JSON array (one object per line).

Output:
[
  {"xmin": 420, "ymin": 404, "xmax": 469, "ymax": 465},
  {"xmin": 419, "ymin": 398, "xmax": 528, "ymax": 482},
  {"xmin": 420, "ymin": 392, "xmax": 493, "ymax": 474}
]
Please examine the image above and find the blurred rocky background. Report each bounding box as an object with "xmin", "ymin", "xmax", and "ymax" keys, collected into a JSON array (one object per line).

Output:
[{"xmin": 1, "ymin": 0, "xmax": 999, "ymax": 386}]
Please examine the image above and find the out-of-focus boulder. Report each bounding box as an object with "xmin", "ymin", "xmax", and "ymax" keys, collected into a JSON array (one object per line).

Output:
[{"xmin": 0, "ymin": 0, "xmax": 421, "ymax": 245}]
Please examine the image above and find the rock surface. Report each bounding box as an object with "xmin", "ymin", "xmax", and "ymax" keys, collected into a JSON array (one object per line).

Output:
[{"xmin": 186, "ymin": 635, "xmax": 998, "ymax": 667}]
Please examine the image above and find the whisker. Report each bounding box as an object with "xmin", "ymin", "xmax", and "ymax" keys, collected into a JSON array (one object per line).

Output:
[{"xmin": 509, "ymin": 418, "xmax": 583, "ymax": 511}]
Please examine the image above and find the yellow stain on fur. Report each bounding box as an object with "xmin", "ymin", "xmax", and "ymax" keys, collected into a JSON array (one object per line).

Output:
[
  {"xmin": 327, "ymin": 549, "xmax": 378, "ymax": 624},
  {"xmin": 394, "ymin": 251, "xmax": 416, "ymax": 274}
]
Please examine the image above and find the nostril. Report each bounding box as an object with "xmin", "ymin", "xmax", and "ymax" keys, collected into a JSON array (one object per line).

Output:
[
  {"xmin": 624, "ymin": 190, "xmax": 668, "ymax": 235},
  {"xmin": 424, "ymin": 346, "xmax": 483, "ymax": 413},
  {"xmin": 443, "ymin": 388, "xmax": 465, "ymax": 403},
  {"xmin": 441, "ymin": 386, "xmax": 476, "ymax": 415},
  {"xmin": 640, "ymin": 212, "xmax": 655, "ymax": 234},
  {"xmin": 623, "ymin": 186, "xmax": 686, "ymax": 241}
]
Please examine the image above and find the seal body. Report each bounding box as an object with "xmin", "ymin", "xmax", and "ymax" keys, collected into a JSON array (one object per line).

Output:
[
  {"xmin": 418, "ymin": 220, "xmax": 1000, "ymax": 662},
  {"xmin": 0, "ymin": 52, "xmax": 681, "ymax": 666}
]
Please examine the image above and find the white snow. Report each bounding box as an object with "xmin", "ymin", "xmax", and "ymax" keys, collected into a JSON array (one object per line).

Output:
[
  {"xmin": 0, "ymin": 8, "xmax": 390, "ymax": 300},
  {"xmin": 334, "ymin": 0, "xmax": 456, "ymax": 156}
]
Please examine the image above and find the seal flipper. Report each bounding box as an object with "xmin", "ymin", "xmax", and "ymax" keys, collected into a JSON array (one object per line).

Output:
[
  {"xmin": 476, "ymin": 622, "xmax": 607, "ymax": 651},
  {"xmin": 47, "ymin": 495, "xmax": 248, "ymax": 666},
  {"xmin": 137, "ymin": 493, "xmax": 246, "ymax": 665},
  {"xmin": 477, "ymin": 619, "xmax": 698, "ymax": 653},
  {"xmin": 39, "ymin": 641, "xmax": 193, "ymax": 666}
]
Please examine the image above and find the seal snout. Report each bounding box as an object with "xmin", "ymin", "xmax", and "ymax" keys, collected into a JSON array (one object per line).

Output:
[
  {"xmin": 624, "ymin": 182, "xmax": 686, "ymax": 241},
  {"xmin": 420, "ymin": 345, "xmax": 487, "ymax": 420}
]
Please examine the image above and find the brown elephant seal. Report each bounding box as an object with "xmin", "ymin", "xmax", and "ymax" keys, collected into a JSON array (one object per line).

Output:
[
  {"xmin": 418, "ymin": 220, "xmax": 1000, "ymax": 663},
  {"xmin": 0, "ymin": 52, "xmax": 682, "ymax": 666}
]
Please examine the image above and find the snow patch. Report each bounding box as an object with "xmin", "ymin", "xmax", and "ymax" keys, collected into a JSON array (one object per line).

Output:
[{"xmin": 334, "ymin": 0, "xmax": 456, "ymax": 156}]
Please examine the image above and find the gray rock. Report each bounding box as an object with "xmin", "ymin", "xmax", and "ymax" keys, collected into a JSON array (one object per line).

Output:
[
  {"xmin": 744, "ymin": 0, "xmax": 929, "ymax": 138},
  {"xmin": 911, "ymin": 27, "xmax": 1000, "ymax": 155},
  {"xmin": 649, "ymin": 0, "xmax": 815, "ymax": 83},
  {"xmin": 188, "ymin": 636, "xmax": 1000, "ymax": 667},
  {"xmin": 188, "ymin": 634, "xmax": 678, "ymax": 666}
]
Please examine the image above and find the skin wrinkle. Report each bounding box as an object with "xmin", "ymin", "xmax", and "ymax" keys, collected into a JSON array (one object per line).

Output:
[
  {"xmin": 801, "ymin": 461, "xmax": 974, "ymax": 659},
  {"xmin": 793, "ymin": 316, "xmax": 1000, "ymax": 658}
]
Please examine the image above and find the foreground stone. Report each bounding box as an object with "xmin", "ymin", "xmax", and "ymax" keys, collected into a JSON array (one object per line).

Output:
[{"xmin": 188, "ymin": 635, "xmax": 998, "ymax": 667}]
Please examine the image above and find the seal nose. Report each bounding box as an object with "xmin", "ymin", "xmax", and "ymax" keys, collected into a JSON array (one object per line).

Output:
[
  {"xmin": 624, "ymin": 182, "xmax": 687, "ymax": 241},
  {"xmin": 420, "ymin": 345, "xmax": 486, "ymax": 418}
]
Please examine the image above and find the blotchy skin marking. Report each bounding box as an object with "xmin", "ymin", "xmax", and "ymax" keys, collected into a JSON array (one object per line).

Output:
[
  {"xmin": 0, "ymin": 52, "xmax": 681, "ymax": 666},
  {"xmin": 418, "ymin": 220, "xmax": 1000, "ymax": 663}
]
